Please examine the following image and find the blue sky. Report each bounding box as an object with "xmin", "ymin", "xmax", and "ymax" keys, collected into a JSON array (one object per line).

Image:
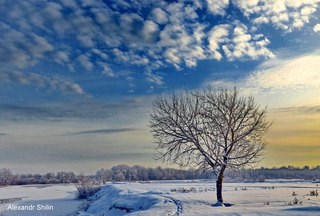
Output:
[{"xmin": 0, "ymin": 0, "xmax": 320, "ymax": 173}]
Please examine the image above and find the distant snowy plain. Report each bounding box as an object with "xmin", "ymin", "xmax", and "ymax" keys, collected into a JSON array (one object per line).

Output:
[{"xmin": 1, "ymin": 180, "xmax": 320, "ymax": 216}]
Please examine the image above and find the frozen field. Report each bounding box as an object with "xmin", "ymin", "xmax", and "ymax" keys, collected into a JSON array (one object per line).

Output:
[
  {"xmin": 0, "ymin": 181, "xmax": 320, "ymax": 216},
  {"xmin": 0, "ymin": 184, "xmax": 82, "ymax": 216},
  {"xmin": 81, "ymin": 180, "xmax": 320, "ymax": 216}
]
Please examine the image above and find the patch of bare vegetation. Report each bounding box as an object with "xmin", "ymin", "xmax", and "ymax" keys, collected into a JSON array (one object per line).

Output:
[
  {"xmin": 76, "ymin": 178, "xmax": 101, "ymax": 200},
  {"xmin": 308, "ymin": 189, "xmax": 318, "ymax": 197},
  {"xmin": 170, "ymin": 186, "xmax": 215, "ymax": 193}
]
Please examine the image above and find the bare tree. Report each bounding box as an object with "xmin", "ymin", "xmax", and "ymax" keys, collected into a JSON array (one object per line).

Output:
[{"xmin": 150, "ymin": 88, "xmax": 271, "ymax": 205}]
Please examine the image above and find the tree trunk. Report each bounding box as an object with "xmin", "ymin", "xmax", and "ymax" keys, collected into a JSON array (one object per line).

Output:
[{"xmin": 216, "ymin": 168, "xmax": 225, "ymax": 204}]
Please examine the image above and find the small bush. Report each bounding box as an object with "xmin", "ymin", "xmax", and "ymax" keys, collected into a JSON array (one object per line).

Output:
[
  {"xmin": 76, "ymin": 181, "xmax": 101, "ymax": 199},
  {"xmin": 309, "ymin": 190, "xmax": 318, "ymax": 196},
  {"xmin": 190, "ymin": 187, "xmax": 197, "ymax": 192},
  {"xmin": 288, "ymin": 197, "xmax": 302, "ymax": 206}
]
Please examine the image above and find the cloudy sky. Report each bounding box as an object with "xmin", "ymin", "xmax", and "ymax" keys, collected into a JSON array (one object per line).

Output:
[{"xmin": 0, "ymin": 0, "xmax": 320, "ymax": 173}]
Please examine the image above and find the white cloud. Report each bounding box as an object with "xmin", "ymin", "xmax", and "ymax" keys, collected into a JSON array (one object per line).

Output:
[
  {"xmin": 314, "ymin": 24, "xmax": 320, "ymax": 32},
  {"xmin": 91, "ymin": 48, "xmax": 108, "ymax": 60},
  {"xmin": 164, "ymin": 48, "xmax": 181, "ymax": 67},
  {"xmin": 54, "ymin": 50, "xmax": 71, "ymax": 65},
  {"xmin": 247, "ymin": 54, "xmax": 320, "ymax": 90},
  {"xmin": 208, "ymin": 24, "xmax": 230, "ymax": 60},
  {"xmin": 207, "ymin": 53, "xmax": 320, "ymax": 92},
  {"xmin": 151, "ymin": 8, "xmax": 168, "ymax": 24},
  {"xmin": 141, "ymin": 20, "xmax": 159, "ymax": 43},
  {"xmin": 205, "ymin": 53, "xmax": 320, "ymax": 107},
  {"xmin": 0, "ymin": 0, "xmax": 318, "ymax": 88},
  {"xmin": 0, "ymin": 71, "xmax": 85, "ymax": 95},
  {"xmin": 112, "ymin": 49, "xmax": 150, "ymax": 66},
  {"xmin": 145, "ymin": 71, "xmax": 163, "ymax": 85},
  {"xmin": 160, "ymin": 22, "xmax": 206, "ymax": 68},
  {"xmin": 98, "ymin": 62, "xmax": 115, "ymax": 77},
  {"xmin": 301, "ymin": 5, "xmax": 317, "ymax": 15},
  {"xmin": 0, "ymin": 21, "xmax": 54, "ymax": 68},
  {"xmin": 233, "ymin": 0, "xmax": 320, "ymax": 31},
  {"xmin": 184, "ymin": 46, "xmax": 206, "ymax": 67},
  {"xmin": 208, "ymin": 22, "xmax": 274, "ymax": 60},
  {"xmin": 206, "ymin": 0, "xmax": 229, "ymax": 16},
  {"xmin": 165, "ymin": 2, "xmax": 198, "ymax": 23},
  {"xmin": 228, "ymin": 24, "xmax": 274, "ymax": 60},
  {"xmin": 77, "ymin": 54, "xmax": 94, "ymax": 71}
]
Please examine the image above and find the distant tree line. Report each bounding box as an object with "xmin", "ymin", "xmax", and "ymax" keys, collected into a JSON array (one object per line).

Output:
[
  {"xmin": 0, "ymin": 168, "xmax": 78, "ymax": 185},
  {"xmin": 230, "ymin": 165, "xmax": 320, "ymax": 182},
  {"xmin": 95, "ymin": 165, "xmax": 213, "ymax": 184},
  {"xmin": 1, "ymin": 165, "xmax": 320, "ymax": 186}
]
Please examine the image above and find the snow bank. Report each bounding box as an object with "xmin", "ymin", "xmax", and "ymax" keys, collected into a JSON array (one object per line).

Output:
[{"xmin": 80, "ymin": 183, "xmax": 176, "ymax": 216}]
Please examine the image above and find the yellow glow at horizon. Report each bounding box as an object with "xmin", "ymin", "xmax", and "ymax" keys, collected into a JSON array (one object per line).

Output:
[{"xmin": 260, "ymin": 109, "xmax": 320, "ymax": 167}]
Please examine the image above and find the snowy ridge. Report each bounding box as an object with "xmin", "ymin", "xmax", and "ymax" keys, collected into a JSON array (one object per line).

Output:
[{"xmin": 79, "ymin": 183, "xmax": 177, "ymax": 216}]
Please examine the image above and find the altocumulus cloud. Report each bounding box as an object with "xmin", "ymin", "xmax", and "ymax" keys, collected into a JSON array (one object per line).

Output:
[
  {"xmin": 233, "ymin": 0, "xmax": 320, "ymax": 32},
  {"xmin": 0, "ymin": 0, "xmax": 319, "ymax": 87},
  {"xmin": 0, "ymin": 71, "xmax": 84, "ymax": 95},
  {"xmin": 314, "ymin": 24, "xmax": 320, "ymax": 32}
]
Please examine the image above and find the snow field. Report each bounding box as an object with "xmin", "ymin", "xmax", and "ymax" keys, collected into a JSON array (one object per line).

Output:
[
  {"xmin": 81, "ymin": 180, "xmax": 320, "ymax": 216},
  {"xmin": 0, "ymin": 181, "xmax": 319, "ymax": 216},
  {"xmin": 0, "ymin": 184, "xmax": 82, "ymax": 216}
]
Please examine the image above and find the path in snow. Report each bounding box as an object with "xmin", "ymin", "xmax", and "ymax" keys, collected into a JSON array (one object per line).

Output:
[{"xmin": 163, "ymin": 196, "xmax": 183, "ymax": 215}]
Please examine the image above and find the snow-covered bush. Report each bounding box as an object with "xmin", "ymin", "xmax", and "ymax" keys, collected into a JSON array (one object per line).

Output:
[{"xmin": 76, "ymin": 181, "xmax": 101, "ymax": 199}]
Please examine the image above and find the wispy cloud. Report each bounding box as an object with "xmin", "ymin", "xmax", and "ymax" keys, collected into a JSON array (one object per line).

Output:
[
  {"xmin": 205, "ymin": 52, "xmax": 320, "ymax": 108},
  {"xmin": 64, "ymin": 128, "xmax": 140, "ymax": 136},
  {"xmin": 247, "ymin": 54, "xmax": 320, "ymax": 90},
  {"xmin": 0, "ymin": 98, "xmax": 150, "ymax": 122},
  {"xmin": 0, "ymin": 71, "xmax": 84, "ymax": 95},
  {"xmin": 272, "ymin": 106, "xmax": 320, "ymax": 114},
  {"xmin": 207, "ymin": 52, "xmax": 320, "ymax": 92}
]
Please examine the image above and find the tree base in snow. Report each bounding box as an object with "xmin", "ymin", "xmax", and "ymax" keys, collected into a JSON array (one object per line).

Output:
[{"xmin": 213, "ymin": 202, "xmax": 233, "ymax": 207}]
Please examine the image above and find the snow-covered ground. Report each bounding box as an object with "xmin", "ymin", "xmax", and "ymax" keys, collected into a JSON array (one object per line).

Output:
[
  {"xmin": 81, "ymin": 180, "xmax": 320, "ymax": 216},
  {"xmin": 0, "ymin": 181, "xmax": 319, "ymax": 216},
  {"xmin": 0, "ymin": 184, "xmax": 83, "ymax": 216}
]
